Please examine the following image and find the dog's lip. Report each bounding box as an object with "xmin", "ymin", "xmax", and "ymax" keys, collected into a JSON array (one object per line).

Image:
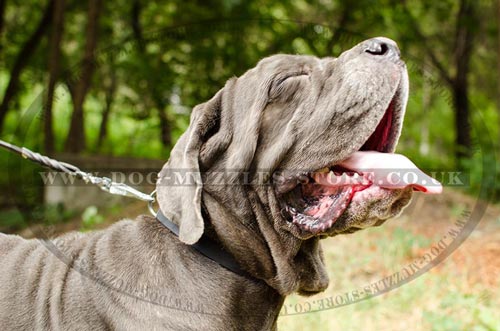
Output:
[
  {"xmin": 274, "ymin": 84, "xmax": 402, "ymax": 196},
  {"xmin": 275, "ymin": 81, "xmax": 406, "ymax": 235},
  {"xmin": 274, "ymin": 65, "xmax": 408, "ymax": 197}
]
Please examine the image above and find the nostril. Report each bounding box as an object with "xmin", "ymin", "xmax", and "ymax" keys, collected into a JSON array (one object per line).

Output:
[
  {"xmin": 365, "ymin": 42, "xmax": 389, "ymax": 56},
  {"xmin": 362, "ymin": 37, "xmax": 401, "ymax": 60}
]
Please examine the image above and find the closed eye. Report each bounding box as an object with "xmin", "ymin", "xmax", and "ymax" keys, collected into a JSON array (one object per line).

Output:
[
  {"xmin": 269, "ymin": 71, "xmax": 310, "ymax": 100},
  {"xmin": 277, "ymin": 71, "xmax": 309, "ymax": 84}
]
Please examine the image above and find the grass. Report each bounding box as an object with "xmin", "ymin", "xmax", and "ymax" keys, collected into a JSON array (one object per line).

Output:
[
  {"xmin": 279, "ymin": 273, "xmax": 498, "ymax": 330},
  {"xmin": 1, "ymin": 187, "xmax": 497, "ymax": 330},
  {"xmin": 277, "ymin": 203, "xmax": 499, "ymax": 331}
]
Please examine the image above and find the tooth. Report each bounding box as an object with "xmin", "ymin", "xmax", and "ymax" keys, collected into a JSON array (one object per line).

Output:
[
  {"xmin": 312, "ymin": 225, "xmax": 320, "ymax": 234},
  {"xmin": 326, "ymin": 172, "xmax": 337, "ymax": 185},
  {"xmin": 365, "ymin": 172, "xmax": 375, "ymax": 181},
  {"xmin": 316, "ymin": 167, "xmax": 329, "ymax": 173}
]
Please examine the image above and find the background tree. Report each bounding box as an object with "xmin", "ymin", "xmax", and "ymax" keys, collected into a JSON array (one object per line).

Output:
[
  {"xmin": 0, "ymin": 0, "xmax": 53, "ymax": 133},
  {"xmin": 64, "ymin": 0, "xmax": 102, "ymax": 153},
  {"xmin": 44, "ymin": 0, "xmax": 65, "ymax": 154},
  {"xmin": 0, "ymin": 0, "xmax": 497, "ymax": 197}
]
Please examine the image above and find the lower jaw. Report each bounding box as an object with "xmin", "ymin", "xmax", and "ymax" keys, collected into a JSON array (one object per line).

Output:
[{"xmin": 286, "ymin": 185, "xmax": 365, "ymax": 234}]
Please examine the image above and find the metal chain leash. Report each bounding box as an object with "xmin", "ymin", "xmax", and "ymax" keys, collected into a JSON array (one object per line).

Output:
[{"xmin": 0, "ymin": 140, "xmax": 156, "ymax": 206}]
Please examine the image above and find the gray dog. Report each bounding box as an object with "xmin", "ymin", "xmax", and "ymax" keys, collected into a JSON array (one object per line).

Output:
[{"xmin": 0, "ymin": 37, "xmax": 440, "ymax": 330}]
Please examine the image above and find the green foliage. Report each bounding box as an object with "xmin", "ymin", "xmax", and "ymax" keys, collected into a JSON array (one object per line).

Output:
[
  {"xmin": 32, "ymin": 203, "xmax": 75, "ymax": 225},
  {"xmin": 80, "ymin": 205, "xmax": 104, "ymax": 232},
  {"xmin": 0, "ymin": 209, "xmax": 25, "ymax": 232},
  {"xmin": 0, "ymin": 5, "xmax": 498, "ymax": 329},
  {"xmin": 0, "ymin": 0, "xmax": 498, "ymax": 219},
  {"xmin": 0, "ymin": 203, "xmax": 75, "ymax": 232}
]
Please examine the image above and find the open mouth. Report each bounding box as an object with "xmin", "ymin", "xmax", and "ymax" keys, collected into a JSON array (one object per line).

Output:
[{"xmin": 276, "ymin": 86, "xmax": 442, "ymax": 235}]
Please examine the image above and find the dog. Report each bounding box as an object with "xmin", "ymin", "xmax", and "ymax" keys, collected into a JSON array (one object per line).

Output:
[{"xmin": 0, "ymin": 37, "xmax": 441, "ymax": 330}]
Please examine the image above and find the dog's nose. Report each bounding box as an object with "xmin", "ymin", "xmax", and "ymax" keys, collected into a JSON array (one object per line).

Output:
[{"xmin": 363, "ymin": 37, "xmax": 400, "ymax": 60}]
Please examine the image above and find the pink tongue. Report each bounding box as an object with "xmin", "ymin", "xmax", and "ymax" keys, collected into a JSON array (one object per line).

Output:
[{"xmin": 339, "ymin": 151, "xmax": 442, "ymax": 194}]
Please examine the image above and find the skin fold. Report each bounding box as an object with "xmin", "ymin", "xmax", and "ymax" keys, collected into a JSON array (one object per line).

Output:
[{"xmin": 0, "ymin": 37, "xmax": 413, "ymax": 331}]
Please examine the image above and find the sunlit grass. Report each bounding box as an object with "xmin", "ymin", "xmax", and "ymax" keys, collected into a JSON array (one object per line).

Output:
[{"xmin": 277, "ymin": 210, "xmax": 499, "ymax": 331}]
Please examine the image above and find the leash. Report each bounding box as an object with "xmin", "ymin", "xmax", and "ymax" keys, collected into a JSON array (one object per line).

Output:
[
  {"xmin": 0, "ymin": 140, "xmax": 155, "ymax": 203},
  {"xmin": 0, "ymin": 139, "xmax": 249, "ymax": 278}
]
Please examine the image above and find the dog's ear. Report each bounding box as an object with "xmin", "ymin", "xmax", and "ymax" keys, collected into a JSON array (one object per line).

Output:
[{"xmin": 156, "ymin": 89, "xmax": 224, "ymax": 244}]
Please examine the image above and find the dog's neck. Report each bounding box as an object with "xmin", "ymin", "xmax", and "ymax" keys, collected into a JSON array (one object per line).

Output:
[
  {"xmin": 201, "ymin": 190, "xmax": 330, "ymax": 295},
  {"xmin": 145, "ymin": 217, "xmax": 284, "ymax": 330},
  {"xmin": 156, "ymin": 209, "xmax": 250, "ymax": 277}
]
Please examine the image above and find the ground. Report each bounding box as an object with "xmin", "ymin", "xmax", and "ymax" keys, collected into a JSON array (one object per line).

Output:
[
  {"xmin": 279, "ymin": 189, "xmax": 499, "ymax": 331},
  {"xmin": 11, "ymin": 188, "xmax": 500, "ymax": 331}
]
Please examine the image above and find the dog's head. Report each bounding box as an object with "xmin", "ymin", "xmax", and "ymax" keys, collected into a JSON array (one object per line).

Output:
[{"xmin": 157, "ymin": 37, "xmax": 441, "ymax": 295}]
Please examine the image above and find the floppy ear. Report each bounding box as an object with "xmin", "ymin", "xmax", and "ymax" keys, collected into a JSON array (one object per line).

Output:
[{"xmin": 156, "ymin": 89, "xmax": 224, "ymax": 244}]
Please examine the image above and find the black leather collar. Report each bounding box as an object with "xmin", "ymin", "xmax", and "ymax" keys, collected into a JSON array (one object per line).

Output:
[{"xmin": 155, "ymin": 210, "xmax": 250, "ymax": 278}]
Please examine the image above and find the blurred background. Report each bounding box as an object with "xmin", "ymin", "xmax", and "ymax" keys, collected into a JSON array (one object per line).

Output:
[{"xmin": 0, "ymin": 0, "xmax": 498, "ymax": 330}]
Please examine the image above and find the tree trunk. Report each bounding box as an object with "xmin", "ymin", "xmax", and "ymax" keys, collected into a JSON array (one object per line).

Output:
[
  {"xmin": 0, "ymin": 0, "xmax": 54, "ymax": 133},
  {"xmin": 131, "ymin": 0, "xmax": 145, "ymax": 53},
  {"xmin": 401, "ymin": 1, "xmax": 476, "ymax": 164},
  {"xmin": 131, "ymin": 0, "xmax": 172, "ymax": 149},
  {"xmin": 497, "ymin": 0, "xmax": 500, "ymax": 149},
  {"xmin": 157, "ymin": 106, "xmax": 172, "ymax": 148},
  {"xmin": 44, "ymin": 0, "xmax": 65, "ymax": 154},
  {"xmin": 0, "ymin": 0, "xmax": 6, "ymax": 45},
  {"xmin": 96, "ymin": 71, "xmax": 116, "ymax": 149},
  {"xmin": 452, "ymin": 0, "xmax": 475, "ymax": 161},
  {"xmin": 419, "ymin": 64, "xmax": 431, "ymax": 156},
  {"xmin": 452, "ymin": 83, "xmax": 471, "ymax": 161},
  {"xmin": 64, "ymin": 0, "xmax": 102, "ymax": 153}
]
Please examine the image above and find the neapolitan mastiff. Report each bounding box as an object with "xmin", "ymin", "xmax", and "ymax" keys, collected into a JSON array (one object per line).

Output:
[{"xmin": 0, "ymin": 37, "xmax": 441, "ymax": 330}]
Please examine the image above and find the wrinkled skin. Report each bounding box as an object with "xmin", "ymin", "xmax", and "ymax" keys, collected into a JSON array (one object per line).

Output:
[
  {"xmin": 158, "ymin": 37, "xmax": 413, "ymax": 296},
  {"xmin": 0, "ymin": 38, "xmax": 414, "ymax": 331}
]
